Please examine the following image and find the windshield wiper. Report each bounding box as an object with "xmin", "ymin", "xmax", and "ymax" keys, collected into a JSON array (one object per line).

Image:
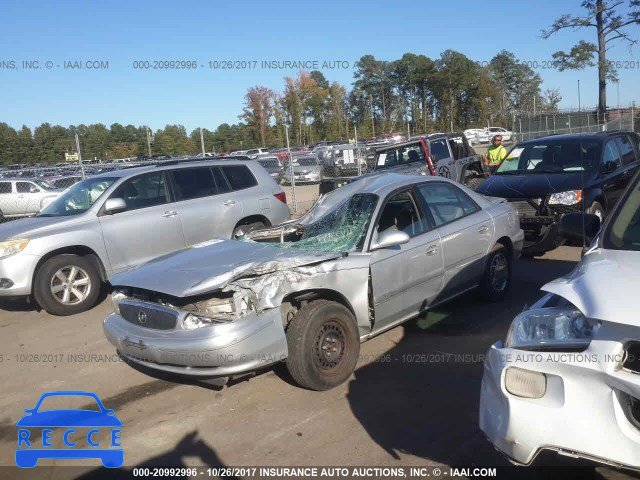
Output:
[{"xmin": 494, "ymin": 170, "xmax": 523, "ymax": 175}]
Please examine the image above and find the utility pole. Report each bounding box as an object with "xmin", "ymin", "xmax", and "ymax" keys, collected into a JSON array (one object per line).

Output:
[
  {"xmin": 146, "ymin": 128, "xmax": 152, "ymax": 157},
  {"xmin": 200, "ymin": 128, "xmax": 206, "ymax": 156},
  {"xmin": 369, "ymin": 94, "xmax": 375, "ymax": 137},
  {"xmin": 285, "ymin": 125, "xmax": 297, "ymax": 213},
  {"xmin": 75, "ymin": 133, "xmax": 85, "ymax": 179},
  {"xmin": 355, "ymin": 125, "xmax": 361, "ymax": 176}
]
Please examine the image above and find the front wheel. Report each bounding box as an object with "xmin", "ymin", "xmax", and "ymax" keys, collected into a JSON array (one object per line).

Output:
[
  {"xmin": 286, "ymin": 300, "xmax": 360, "ymax": 391},
  {"xmin": 479, "ymin": 245, "xmax": 511, "ymax": 302},
  {"xmin": 33, "ymin": 254, "xmax": 102, "ymax": 316}
]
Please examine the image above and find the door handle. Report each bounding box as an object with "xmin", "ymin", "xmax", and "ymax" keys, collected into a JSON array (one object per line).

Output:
[
  {"xmin": 478, "ymin": 225, "xmax": 489, "ymax": 234},
  {"xmin": 425, "ymin": 245, "xmax": 439, "ymax": 256},
  {"xmin": 162, "ymin": 211, "xmax": 177, "ymax": 218},
  {"xmin": 224, "ymin": 200, "xmax": 236, "ymax": 206}
]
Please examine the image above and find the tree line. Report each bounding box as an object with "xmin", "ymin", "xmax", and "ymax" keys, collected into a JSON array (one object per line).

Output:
[{"xmin": 1, "ymin": 49, "xmax": 560, "ymax": 164}]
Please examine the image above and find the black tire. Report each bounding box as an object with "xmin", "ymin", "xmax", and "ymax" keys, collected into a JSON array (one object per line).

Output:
[
  {"xmin": 479, "ymin": 245, "xmax": 512, "ymax": 302},
  {"xmin": 588, "ymin": 201, "xmax": 605, "ymax": 223},
  {"xmin": 286, "ymin": 300, "xmax": 360, "ymax": 391},
  {"xmin": 33, "ymin": 254, "xmax": 102, "ymax": 316},
  {"xmin": 232, "ymin": 220, "xmax": 265, "ymax": 238},
  {"xmin": 464, "ymin": 176, "xmax": 485, "ymax": 190}
]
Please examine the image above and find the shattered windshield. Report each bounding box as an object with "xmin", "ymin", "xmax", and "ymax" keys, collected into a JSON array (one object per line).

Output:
[{"xmin": 271, "ymin": 193, "xmax": 378, "ymax": 252}]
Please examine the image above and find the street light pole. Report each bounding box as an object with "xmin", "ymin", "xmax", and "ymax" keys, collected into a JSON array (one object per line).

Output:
[
  {"xmin": 75, "ymin": 133, "xmax": 85, "ymax": 180},
  {"xmin": 286, "ymin": 125, "xmax": 297, "ymax": 213}
]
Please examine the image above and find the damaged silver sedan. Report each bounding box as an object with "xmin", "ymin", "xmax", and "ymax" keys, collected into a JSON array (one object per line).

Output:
[{"xmin": 104, "ymin": 173, "xmax": 524, "ymax": 390}]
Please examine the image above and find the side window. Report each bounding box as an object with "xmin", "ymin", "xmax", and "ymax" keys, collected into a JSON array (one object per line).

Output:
[
  {"xmin": 429, "ymin": 140, "xmax": 450, "ymax": 162},
  {"xmin": 629, "ymin": 133, "xmax": 640, "ymax": 159},
  {"xmin": 171, "ymin": 167, "xmax": 217, "ymax": 201},
  {"xmin": 376, "ymin": 190, "xmax": 429, "ymax": 237},
  {"xmin": 602, "ymin": 140, "xmax": 622, "ymax": 170},
  {"xmin": 415, "ymin": 182, "xmax": 479, "ymax": 227},
  {"xmin": 0, "ymin": 182, "xmax": 12, "ymax": 194},
  {"xmin": 211, "ymin": 167, "xmax": 231, "ymax": 193},
  {"xmin": 110, "ymin": 172, "xmax": 168, "ymax": 211},
  {"xmin": 17, "ymin": 182, "xmax": 38, "ymax": 193},
  {"xmin": 222, "ymin": 165, "xmax": 258, "ymax": 190},
  {"xmin": 615, "ymin": 135, "xmax": 636, "ymax": 166}
]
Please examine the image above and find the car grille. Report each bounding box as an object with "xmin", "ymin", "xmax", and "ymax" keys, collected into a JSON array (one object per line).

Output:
[
  {"xmin": 120, "ymin": 301, "xmax": 178, "ymax": 330},
  {"xmin": 623, "ymin": 342, "xmax": 640, "ymax": 375},
  {"xmin": 508, "ymin": 199, "xmax": 540, "ymax": 218}
]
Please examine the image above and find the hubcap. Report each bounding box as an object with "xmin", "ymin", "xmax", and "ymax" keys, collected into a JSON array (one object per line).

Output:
[
  {"xmin": 314, "ymin": 322, "xmax": 346, "ymax": 370},
  {"xmin": 50, "ymin": 265, "xmax": 91, "ymax": 305},
  {"xmin": 489, "ymin": 253, "xmax": 509, "ymax": 293}
]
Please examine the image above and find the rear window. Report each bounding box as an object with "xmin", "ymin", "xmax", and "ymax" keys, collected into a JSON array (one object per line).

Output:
[
  {"xmin": 222, "ymin": 165, "xmax": 258, "ymax": 190},
  {"xmin": 171, "ymin": 167, "xmax": 219, "ymax": 201},
  {"xmin": 258, "ymin": 159, "xmax": 279, "ymax": 169}
]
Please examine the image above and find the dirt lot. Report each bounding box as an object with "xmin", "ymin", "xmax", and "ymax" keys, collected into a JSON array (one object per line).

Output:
[{"xmin": 2, "ymin": 245, "xmax": 635, "ymax": 479}]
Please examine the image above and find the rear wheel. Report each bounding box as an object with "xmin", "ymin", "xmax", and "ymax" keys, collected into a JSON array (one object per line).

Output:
[
  {"xmin": 33, "ymin": 254, "xmax": 101, "ymax": 316},
  {"xmin": 286, "ymin": 300, "xmax": 360, "ymax": 391},
  {"xmin": 479, "ymin": 245, "xmax": 511, "ymax": 302}
]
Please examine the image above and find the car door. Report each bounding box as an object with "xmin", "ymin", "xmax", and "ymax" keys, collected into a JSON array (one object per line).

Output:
[
  {"xmin": 98, "ymin": 171, "xmax": 185, "ymax": 274},
  {"xmin": 429, "ymin": 138, "xmax": 457, "ymax": 180},
  {"xmin": 220, "ymin": 164, "xmax": 267, "ymax": 234},
  {"xmin": 169, "ymin": 166, "xmax": 230, "ymax": 245},
  {"xmin": 369, "ymin": 189, "xmax": 444, "ymax": 333},
  {"xmin": 415, "ymin": 182, "xmax": 493, "ymax": 298},
  {"xmin": 615, "ymin": 134, "xmax": 640, "ymax": 189},
  {"xmin": 15, "ymin": 181, "xmax": 37, "ymax": 215},
  {"xmin": 600, "ymin": 139, "xmax": 626, "ymax": 210},
  {"xmin": 0, "ymin": 181, "xmax": 15, "ymax": 216}
]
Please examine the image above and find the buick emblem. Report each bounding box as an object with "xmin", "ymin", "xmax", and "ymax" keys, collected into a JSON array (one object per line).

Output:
[{"xmin": 138, "ymin": 310, "xmax": 147, "ymax": 324}]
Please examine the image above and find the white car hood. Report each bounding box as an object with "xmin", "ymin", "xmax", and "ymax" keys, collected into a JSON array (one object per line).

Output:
[{"xmin": 542, "ymin": 248, "xmax": 640, "ymax": 327}]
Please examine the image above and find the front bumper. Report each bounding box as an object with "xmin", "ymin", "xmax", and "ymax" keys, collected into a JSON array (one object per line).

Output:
[
  {"xmin": 103, "ymin": 307, "xmax": 288, "ymax": 377},
  {"xmin": 0, "ymin": 252, "xmax": 40, "ymax": 296},
  {"xmin": 480, "ymin": 333, "xmax": 640, "ymax": 469}
]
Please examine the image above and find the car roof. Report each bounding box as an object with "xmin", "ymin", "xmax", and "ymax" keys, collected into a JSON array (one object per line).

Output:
[
  {"xmin": 88, "ymin": 158, "xmax": 260, "ymax": 180},
  {"xmin": 349, "ymin": 173, "xmax": 457, "ymax": 197}
]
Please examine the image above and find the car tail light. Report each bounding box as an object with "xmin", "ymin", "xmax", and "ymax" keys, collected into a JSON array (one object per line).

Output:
[{"xmin": 274, "ymin": 192, "xmax": 287, "ymax": 204}]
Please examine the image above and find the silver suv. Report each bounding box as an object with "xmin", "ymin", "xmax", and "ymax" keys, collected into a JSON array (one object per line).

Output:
[
  {"xmin": 0, "ymin": 178, "xmax": 62, "ymax": 220},
  {"xmin": 0, "ymin": 159, "xmax": 291, "ymax": 315}
]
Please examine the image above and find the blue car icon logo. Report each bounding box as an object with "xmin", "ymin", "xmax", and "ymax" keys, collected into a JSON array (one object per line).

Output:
[{"xmin": 16, "ymin": 391, "xmax": 123, "ymax": 468}]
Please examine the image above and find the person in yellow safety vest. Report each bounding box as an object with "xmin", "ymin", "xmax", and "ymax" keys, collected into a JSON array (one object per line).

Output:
[{"xmin": 484, "ymin": 135, "xmax": 507, "ymax": 171}]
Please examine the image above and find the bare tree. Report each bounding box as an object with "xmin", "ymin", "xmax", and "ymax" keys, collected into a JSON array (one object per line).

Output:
[{"xmin": 542, "ymin": 0, "xmax": 640, "ymax": 116}]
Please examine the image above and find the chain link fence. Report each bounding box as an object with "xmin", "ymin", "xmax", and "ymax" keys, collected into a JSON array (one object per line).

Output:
[{"xmin": 513, "ymin": 105, "xmax": 639, "ymax": 142}]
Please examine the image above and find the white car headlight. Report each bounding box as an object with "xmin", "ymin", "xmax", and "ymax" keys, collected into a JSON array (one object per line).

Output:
[
  {"xmin": 548, "ymin": 190, "xmax": 582, "ymax": 206},
  {"xmin": 0, "ymin": 239, "xmax": 29, "ymax": 259},
  {"xmin": 182, "ymin": 313, "xmax": 231, "ymax": 330},
  {"xmin": 111, "ymin": 290, "xmax": 127, "ymax": 315},
  {"xmin": 506, "ymin": 306, "xmax": 600, "ymax": 349}
]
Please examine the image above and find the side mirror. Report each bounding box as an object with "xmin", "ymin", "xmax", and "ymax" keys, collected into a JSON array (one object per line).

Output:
[
  {"xmin": 103, "ymin": 197, "xmax": 127, "ymax": 215},
  {"xmin": 370, "ymin": 229, "xmax": 410, "ymax": 251},
  {"xmin": 558, "ymin": 213, "xmax": 600, "ymax": 244},
  {"xmin": 29, "ymin": 186, "xmax": 39, "ymax": 193}
]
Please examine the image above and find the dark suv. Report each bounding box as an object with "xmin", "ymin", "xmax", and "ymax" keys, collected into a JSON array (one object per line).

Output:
[{"xmin": 475, "ymin": 131, "xmax": 640, "ymax": 256}]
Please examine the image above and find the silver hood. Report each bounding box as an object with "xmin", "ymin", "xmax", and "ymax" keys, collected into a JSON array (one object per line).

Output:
[
  {"xmin": 110, "ymin": 238, "xmax": 342, "ymax": 298},
  {"xmin": 542, "ymin": 248, "xmax": 640, "ymax": 327},
  {"xmin": 0, "ymin": 215, "xmax": 85, "ymax": 241}
]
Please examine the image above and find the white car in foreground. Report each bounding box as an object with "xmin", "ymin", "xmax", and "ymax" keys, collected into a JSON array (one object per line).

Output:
[{"xmin": 480, "ymin": 170, "xmax": 640, "ymax": 469}]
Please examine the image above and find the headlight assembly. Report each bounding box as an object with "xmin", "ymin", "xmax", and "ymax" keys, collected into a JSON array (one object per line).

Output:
[
  {"xmin": 506, "ymin": 306, "xmax": 600, "ymax": 349},
  {"xmin": 111, "ymin": 290, "xmax": 127, "ymax": 315},
  {"xmin": 0, "ymin": 239, "xmax": 29, "ymax": 259},
  {"xmin": 182, "ymin": 313, "xmax": 231, "ymax": 330},
  {"xmin": 548, "ymin": 190, "xmax": 582, "ymax": 206}
]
